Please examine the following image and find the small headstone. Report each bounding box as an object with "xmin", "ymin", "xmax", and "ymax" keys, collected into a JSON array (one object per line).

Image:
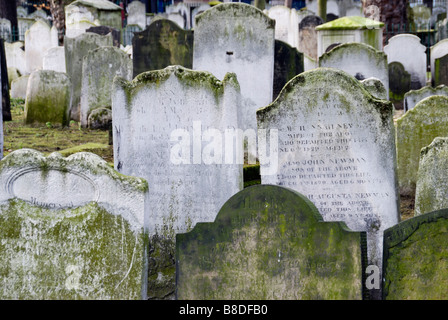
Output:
[
  {"xmin": 24, "ymin": 20, "xmax": 53, "ymax": 73},
  {"xmin": 42, "ymin": 47, "xmax": 66, "ymax": 73},
  {"xmin": 10, "ymin": 75, "xmax": 29, "ymax": 99},
  {"xmin": 431, "ymin": 39, "xmax": 448, "ymax": 85},
  {"xmin": 382, "ymin": 209, "xmax": 448, "ymax": 300},
  {"xmin": 24, "ymin": 70, "xmax": 70, "ymax": 126},
  {"xmin": 388, "ymin": 61, "xmax": 411, "ymax": 107},
  {"xmin": 132, "ymin": 19, "xmax": 193, "ymax": 78},
  {"xmin": 127, "ymin": 0, "xmax": 146, "ymax": 30},
  {"xmin": 361, "ymin": 77, "xmax": 388, "ymax": 100},
  {"xmin": 176, "ymin": 185, "xmax": 367, "ymax": 300},
  {"xmin": 80, "ymin": 46, "xmax": 132, "ymax": 128},
  {"xmin": 0, "ymin": 149, "xmax": 148, "ymax": 299},
  {"xmin": 0, "ymin": 39, "xmax": 11, "ymax": 121},
  {"xmin": 65, "ymin": 0, "xmax": 123, "ymax": 31},
  {"xmin": 396, "ymin": 95, "xmax": 448, "ymax": 196},
  {"xmin": 403, "ymin": 85, "xmax": 448, "ymax": 112},
  {"xmin": 273, "ymin": 40, "xmax": 304, "ymax": 99},
  {"xmin": 87, "ymin": 107, "xmax": 112, "ymax": 130},
  {"xmin": 86, "ymin": 26, "xmax": 121, "ymax": 48},
  {"xmin": 298, "ymin": 15, "xmax": 323, "ymax": 61},
  {"xmin": 7, "ymin": 67, "xmax": 20, "ymax": 87},
  {"xmin": 434, "ymin": 53, "xmax": 448, "ymax": 86},
  {"xmin": 4, "ymin": 42, "xmax": 26, "ymax": 77}
]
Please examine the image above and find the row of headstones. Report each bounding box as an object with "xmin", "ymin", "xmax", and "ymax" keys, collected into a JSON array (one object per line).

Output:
[
  {"xmin": 0, "ymin": 64, "xmax": 446, "ymax": 299},
  {"xmin": 0, "ymin": 7, "xmax": 49, "ymax": 42}
]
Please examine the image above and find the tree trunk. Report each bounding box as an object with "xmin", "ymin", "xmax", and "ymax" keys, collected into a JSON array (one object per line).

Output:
[
  {"xmin": 284, "ymin": 0, "xmax": 292, "ymax": 9},
  {"xmin": 318, "ymin": 0, "xmax": 327, "ymax": 23},
  {"xmin": 0, "ymin": 0, "xmax": 18, "ymax": 41},
  {"xmin": 49, "ymin": 0, "xmax": 71, "ymax": 45}
]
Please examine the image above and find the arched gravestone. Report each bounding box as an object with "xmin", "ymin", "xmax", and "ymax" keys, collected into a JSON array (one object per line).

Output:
[
  {"xmin": 389, "ymin": 61, "xmax": 411, "ymax": 107},
  {"xmin": 298, "ymin": 15, "xmax": 323, "ymax": 61},
  {"xmin": 382, "ymin": 209, "xmax": 448, "ymax": 300},
  {"xmin": 0, "ymin": 149, "xmax": 148, "ymax": 299},
  {"xmin": 430, "ymin": 39, "xmax": 448, "ymax": 85},
  {"xmin": 434, "ymin": 53, "xmax": 448, "ymax": 86},
  {"xmin": 132, "ymin": 19, "xmax": 193, "ymax": 78},
  {"xmin": 176, "ymin": 185, "xmax": 367, "ymax": 300},
  {"xmin": 403, "ymin": 85, "xmax": 448, "ymax": 112}
]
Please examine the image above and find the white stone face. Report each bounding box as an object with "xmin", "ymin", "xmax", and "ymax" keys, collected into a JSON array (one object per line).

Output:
[
  {"xmin": 65, "ymin": 4, "xmax": 99, "ymax": 38},
  {"xmin": 5, "ymin": 42, "xmax": 26, "ymax": 76},
  {"xmin": 10, "ymin": 75, "xmax": 29, "ymax": 99},
  {"xmin": 193, "ymin": 3, "xmax": 275, "ymax": 134},
  {"xmin": 404, "ymin": 85, "xmax": 448, "ymax": 112},
  {"xmin": 17, "ymin": 18, "xmax": 35, "ymax": 41},
  {"xmin": 112, "ymin": 66, "xmax": 243, "ymax": 236},
  {"xmin": 319, "ymin": 42, "xmax": 389, "ymax": 97},
  {"xmin": 167, "ymin": 12, "xmax": 185, "ymax": 29},
  {"xmin": 431, "ymin": 39, "xmax": 448, "ymax": 83},
  {"xmin": 24, "ymin": 20, "xmax": 53, "ymax": 73},
  {"xmin": 265, "ymin": 6, "xmax": 300, "ymax": 49},
  {"xmin": 127, "ymin": 1, "xmax": 147, "ymax": 30},
  {"xmin": 384, "ymin": 34, "xmax": 427, "ymax": 89},
  {"xmin": 42, "ymin": 47, "xmax": 66, "ymax": 73},
  {"xmin": 257, "ymin": 68, "xmax": 399, "ymax": 276},
  {"xmin": 191, "ymin": 4, "xmax": 210, "ymax": 29}
]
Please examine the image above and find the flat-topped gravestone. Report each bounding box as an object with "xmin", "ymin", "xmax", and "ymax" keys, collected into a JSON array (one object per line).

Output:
[
  {"xmin": 176, "ymin": 185, "xmax": 367, "ymax": 300},
  {"xmin": 273, "ymin": 40, "xmax": 304, "ymax": 100},
  {"xmin": 24, "ymin": 70, "xmax": 70, "ymax": 126},
  {"xmin": 319, "ymin": 42, "xmax": 389, "ymax": 97},
  {"xmin": 80, "ymin": 46, "xmax": 132, "ymax": 128},
  {"xmin": 132, "ymin": 19, "xmax": 193, "ymax": 78},
  {"xmin": 257, "ymin": 68, "xmax": 399, "ymax": 299},
  {"xmin": 298, "ymin": 15, "xmax": 323, "ymax": 61},
  {"xmin": 65, "ymin": 32, "xmax": 113, "ymax": 121},
  {"xmin": 434, "ymin": 53, "xmax": 448, "ymax": 86},
  {"xmin": 396, "ymin": 95, "xmax": 448, "ymax": 196},
  {"xmin": 382, "ymin": 209, "xmax": 448, "ymax": 300},
  {"xmin": 415, "ymin": 137, "xmax": 448, "ymax": 216},
  {"xmin": 389, "ymin": 61, "xmax": 411, "ymax": 107},
  {"xmin": 42, "ymin": 47, "xmax": 66, "ymax": 73},
  {"xmin": 193, "ymin": 3, "xmax": 275, "ymax": 134},
  {"xmin": 25, "ymin": 20, "xmax": 55, "ymax": 74},
  {"xmin": 384, "ymin": 34, "xmax": 427, "ymax": 90},
  {"xmin": 0, "ymin": 149, "xmax": 148, "ymax": 299},
  {"xmin": 404, "ymin": 85, "xmax": 448, "ymax": 112},
  {"xmin": 112, "ymin": 65, "xmax": 243, "ymax": 299},
  {"xmin": 430, "ymin": 39, "xmax": 448, "ymax": 85},
  {"xmin": 86, "ymin": 26, "xmax": 121, "ymax": 48}
]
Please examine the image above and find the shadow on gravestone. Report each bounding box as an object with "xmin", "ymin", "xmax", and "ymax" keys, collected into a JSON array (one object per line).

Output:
[
  {"xmin": 0, "ymin": 39, "xmax": 12, "ymax": 121},
  {"xmin": 434, "ymin": 53, "xmax": 448, "ymax": 86},
  {"xmin": 382, "ymin": 209, "xmax": 448, "ymax": 300},
  {"xmin": 86, "ymin": 26, "xmax": 121, "ymax": 48},
  {"xmin": 132, "ymin": 19, "xmax": 193, "ymax": 78},
  {"xmin": 389, "ymin": 61, "xmax": 411, "ymax": 109},
  {"xmin": 176, "ymin": 185, "xmax": 368, "ymax": 300}
]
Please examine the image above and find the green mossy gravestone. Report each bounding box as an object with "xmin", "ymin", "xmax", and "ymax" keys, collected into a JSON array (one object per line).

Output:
[
  {"xmin": 382, "ymin": 209, "xmax": 448, "ymax": 300},
  {"xmin": 24, "ymin": 70, "xmax": 71, "ymax": 126},
  {"xmin": 396, "ymin": 95, "xmax": 448, "ymax": 196},
  {"xmin": 404, "ymin": 85, "xmax": 448, "ymax": 112},
  {"xmin": 388, "ymin": 61, "xmax": 411, "ymax": 108},
  {"xmin": 0, "ymin": 149, "xmax": 148, "ymax": 299},
  {"xmin": 132, "ymin": 19, "xmax": 194, "ymax": 78},
  {"xmin": 176, "ymin": 185, "xmax": 367, "ymax": 300},
  {"xmin": 434, "ymin": 53, "xmax": 448, "ymax": 86}
]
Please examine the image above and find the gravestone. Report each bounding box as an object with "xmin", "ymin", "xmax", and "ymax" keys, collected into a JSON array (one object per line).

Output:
[
  {"xmin": 191, "ymin": 4, "xmax": 210, "ymax": 29},
  {"xmin": 80, "ymin": 46, "xmax": 132, "ymax": 128},
  {"xmin": 319, "ymin": 42, "xmax": 389, "ymax": 96},
  {"xmin": 176, "ymin": 185, "xmax": 367, "ymax": 300},
  {"xmin": 388, "ymin": 61, "xmax": 411, "ymax": 107},
  {"xmin": 382, "ymin": 209, "xmax": 448, "ymax": 300},
  {"xmin": 42, "ymin": 47, "xmax": 66, "ymax": 73},
  {"xmin": 0, "ymin": 18, "xmax": 11, "ymax": 42},
  {"xmin": 257, "ymin": 68, "xmax": 399, "ymax": 299},
  {"xmin": 112, "ymin": 65, "xmax": 243, "ymax": 299},
  {"xmin": 404, "ymin": 85, "xmax": 448, "ymax": 112},
  {"xmin": 25, "ymin": 20, "xmax": 54, "ymax": 74},
  {"xmin": 434, "ymin": 53, "xmax": 448, "ymax": 86},
  {"xmin": 86, "ymin": 26, "xmax": 121, "ymax": 48},
  {"xmin": 384, "ymin": 34, "xmax": 427, "ymax": 90},
  {"xmin": 10, "ymin": 75, "xmax": 29, "ymax": 99},
  {"xmin": 193, "ymin": 3, "xmax": 275, "ymax": 136},
  {"xmin": 0, "ymin": 149, "xmax": 148, "ymax": 299},
  {"xmin": 5, "ymin": 42, "xmax": 26, "ymax": 76},
  {"xmin": 273, "ymin": 40, "xmax": 304, "ymax": 100},
  {"xmin": 127, "ymin": 0, "xmax": 146, "ymax": 30},
  {"xmin": 132, "ymin": 19, "xmax": 193, "ymax": 78},
  {"xmin": 65, "ymin": 0, "xmax": 123, "ymax": 31},
  {"xmin": 24, "ymin": 70, "xmax": 71, "ymax": 126},
  {"xmin": 431, "ymin": 39, "xmax": 448, "ymax": 85},
  {"xmin": 0, "ymin": 39, "xmax": 11, "ymax": 122},
  {"xmin": 298, "ymin": 15, "xmax": 323, "ymax": 61},
  {"xmin": 361, "ymin": 77, "xmax": 388, "ymax": 101},
  {"xmin": 415, "ymin": 137, "xmax": 448, "ymax": 216},
  {"xmin": 17, "ymin": 16, "xmax": 35, "ymax": 41},
  {"xmin": 396, "ymin": 95, "xmax": 448, "ymax": 196},
  {"xmin": 122, "ymin": 24, "xmax": 142, "ymax": 48},
  {"xmin": 265, "ymin": 6, "xmax": 300, "ymax": 49},
  {"xmin": 64, "ymin": 32, "xmax": 113, "ymax": 121}
]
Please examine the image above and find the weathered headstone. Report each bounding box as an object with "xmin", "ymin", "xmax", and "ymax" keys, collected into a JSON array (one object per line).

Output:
[
  {"xmin": 0, "ymin": 52, "xmax": 3, "ymax": 159},
  {"xmin": 319, "ymin": 42, "xmax": 389, "ymax": 96},
  {"xmin": 384, "ymin": 34, "xmax": 427, "ymax": 90},
  {"xmin": 191, "ymin": 4, "xmax": 210, "ymax": 29},
  {"xmin": 257, "ymin": 68, "xmax": 399, "ymax": 299},
  {"xmin": 388, "ymin": 61, "xmax": 411, "ymax": 107},
  {"xmin": 112, "ymin": 65, "xmax": 243, "ymax": 299},
  {"xmin": 382, "ymin": 209, "xmax": 448, "ymax": 300},
  {"xmin": 42, "ymin": 47, "xmax": 66, "ymax": 73},
  {"xmin": 80, "ymin": 46, "xmax": 132, "ymax": 128},
  {"xmin": 24, "ymin": 20, "xmax": 54, "ymax": 74},
  {"xmin": 298, "ymin": 15, "xmax": 323, "ymax": 61},
  {"xmin": 65, "ymin": 0, "xmax": 123, "ymax": 31},
  {"xmin": 176, "ymin": 185, "xmax": 367, "ymax": 300},
  {"xmin": 86, "ymin": 26, "xmax": 121, "ymax": 48},
  {"xmin": 0, "ymin": 39, "xmax": 11, "ymax": 122},
  {"xmin": 132, "ymin": 19, "xmax": 193, "ymax": 78},
  {"xmin": 404, "ymin": 85, "xmax": 448, "ymax": 112},
  {"xmin": 0, "ymin": 18, "xmax": 12, "ymax": 42},
  {"xmin": 266, "ymin": 6, "xmax": 300, "ymax": 49},
  {"xmin": 396, "ymin": 95, "xmax": 448, "ymax": 196},
  {"xmin": 273, "ymin": 40, "xmax": 304, "ymax": 100},
  {"xmin": 431, "ymin": 39, "xmax": 448, "ymax": 85},
  {"xmin": 10, "ymin": 75, "xmax": 29, "ymax": 99},
  {"xmin": 127, "ymin": 0, "xmax": 146, "ymax": 30},
  {"xmin": 434, "ymin": 53, "xmax": 448, "ymax": 86},
  {"xmin": 414, "ymin": 137, "xmax": 448, "ymax": 216},
  {"xmin": 64, "ymin": 32, "xmax": 113, "ymax": 121},
  {"xmin": 24, "ymin": 70, "xmax": 70, "ymax": 126},
  {"xmin": 0, "ymin": 149, "xmax": 148, "ymax": 299},
  {"xmin": 5, "ymin": 42, "xmax": 26, "ymax": 77},
  {"xmin": 361, "ymin": 77, "xmax": 388, "ymax": 101},
  {"xmin": 193, "ymin": 3, "xmax": 275, "ymax": 135}
]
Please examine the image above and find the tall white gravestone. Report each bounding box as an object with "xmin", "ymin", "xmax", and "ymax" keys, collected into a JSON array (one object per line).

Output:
[{"xmin": 24, "ymin": 20, "xmax": 53, "ymax": 74}]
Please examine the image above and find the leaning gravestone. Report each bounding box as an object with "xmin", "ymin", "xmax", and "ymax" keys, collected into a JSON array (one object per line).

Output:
[
  {"xmin": 25, "ymin": 20, "xmax": 54, "ymax": 74},
  {"xmin": 396, "ymin": 95, "xmax": 448, "ymax": 196},
  {"xmin": 86, "ymin": 26, "xmax": 121, "ymax": 48},
  {"xmin": 298, "ymin": 15, "xmax": 323, "ymax": 61},
  {"xmin": 382, "ymin": 209, "xmax": 448, "ymax": 300},
  {"xmin": 193, "ymin": 3, "xmax": 275, "ymax": 135},
  {"xmin": 434, "ymin": 53, "xmax": 448, "ymax": 86},
  {"xmin": 430, "ymin": 39, "xmax": 448, "ymax": 85},
  {"xmin": 25, "ymin": 70, "xmax": 70, "ymax": 126},
  {"xmin": 319, "ymin": 42, "xmax": 389, "ymax": 97},
  {"xmin": 176, "ymin": 185, "xmax": 367, "ymax": 300},
  {"xmin": 80, "ymin": 46, "xmax": 132, "ymax": 128},
  {"xmin": 0, "ymin": 39, "xmax": 11, "ymax": 121},
  {"xmin": 112, "ymin": 65, "xmax": 243, "ymax": 299},
  {"xmin": 403, "ymin": 85, "xmax": 448, "ymax": 112},
  {"xmin": 65, "ymin": 32, "xmax": 113, "ymax": 121},
  {"xmin": 0, "ymin": 149, "xmax": 148, "ymax": 299},
  {"xmin": 257, "ymin": 68, "xmax": 399, "ymax": 299},
  {"xmin": 388, "ymin": 61, "xmax": 411, "ymax": 107},
  {"xmin": 132, "ymin": 19, "xmax": 193, "ymax": 78},
  {"xmin": 273, "ymin": 40, "xmax": 304, "ymax": 100},
  {"xmin": 414, "ymin": 137, "xmax": 448, "ymax": 216}
]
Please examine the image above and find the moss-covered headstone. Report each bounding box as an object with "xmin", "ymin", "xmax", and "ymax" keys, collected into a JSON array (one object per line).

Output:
[
  {"xmin": 0, "ymin": 149, "xmax": 148, "ymax": 299},
  {"xmin": 176, "ymin": 185, "xmax": 367, "ymax": 300},
  {"xmin": 388, "ymin": 61, "xmax": 411, "ymax": 107},
  {"xmin": 404, "ymin": 85, "xmax": 448, "ymax": 112},
  {"xmin": 86, "ymin": 26, "xmax": 121, "ymax": 48},
  {"xmin": 430, "ymin": 39, "xmax": 448, "ymax": 86},
  {"xmin": 396, "ymin": 95, "xmax": 448, "ymax": 196},
  {"xmin": 132, "ymin": 19, "xmax": 194, "ymax": 78},
  {"xmin": 434, "ymin": 53, "xmax": 448, "ymax": 86},
  {"xmin": 382, "ymin": 209, "xmax": 448, "ymax": 300},
  {"xmin": 24, "ymin": 70, "xmax": 71, "ymax": 126}
]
